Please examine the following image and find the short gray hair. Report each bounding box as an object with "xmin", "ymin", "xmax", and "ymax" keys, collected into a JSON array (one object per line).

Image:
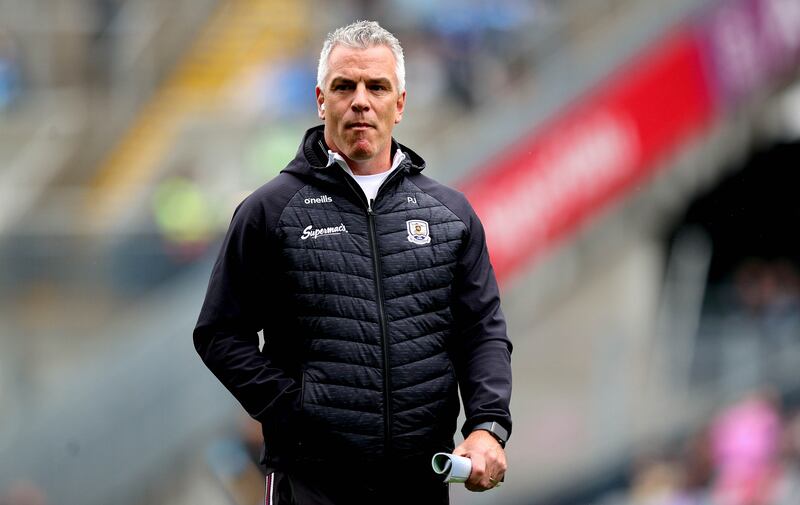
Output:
[{"xmin": 317, "ymin": 20, "xmax": 406, "ymax": 93}]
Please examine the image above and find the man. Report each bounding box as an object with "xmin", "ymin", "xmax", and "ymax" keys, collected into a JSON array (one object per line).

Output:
[{"xmin": 194, "ymin": 20, "xmax": 512, "ymax": 504}]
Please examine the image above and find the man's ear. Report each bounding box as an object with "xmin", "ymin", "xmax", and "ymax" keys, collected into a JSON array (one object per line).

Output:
[
  {"xmin": 315, "ymin": 87, "xmax": 325, "ymax": 120},
  {"xmin": 395, "ymin": 90, "xmax": 406, "ymax": 124}
]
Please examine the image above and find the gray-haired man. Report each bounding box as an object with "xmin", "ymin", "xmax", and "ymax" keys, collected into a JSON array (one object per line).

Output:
[{"xmin": 195, "ymin": 20, "xmax": 512, "ymax": 504}]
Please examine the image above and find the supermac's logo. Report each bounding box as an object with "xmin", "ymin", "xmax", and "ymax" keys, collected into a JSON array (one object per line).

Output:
[
  {"xmin": 300, "ymin": 223, "xmax": 348, "ymax": 240},
  {"xmin": 406, "ymin": 220, "xmax": 431, "ymax": 245}
]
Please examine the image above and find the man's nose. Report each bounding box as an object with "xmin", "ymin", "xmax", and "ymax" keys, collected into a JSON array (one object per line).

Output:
[{"xmin": 351, "ymin": 83, "xmax": 370, "ymax": 111}]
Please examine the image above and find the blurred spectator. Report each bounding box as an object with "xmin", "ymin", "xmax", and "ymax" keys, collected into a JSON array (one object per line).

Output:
[
  {"xmin": 773, "ymin": 411, "xmax": 800, "ymax": 504},
  {"xmin": 381, "ymin": 0, "xmax": 537, "ymax": 110},
  {"xmin": 605, "ymin": 392, "xmax": 800, "ymax": 505},
  {"xmin": 397, "ymin": 32, "xmax": 446, "ymax": 108},
  {"xmin": 732, "ymin": 259, "xmax": 800, "ymax": 345},
  {"xmin": 0, "ymin": 482, "xmax": 47, "ymax": 505},
  {"xmin": 237, "ymin": 413, "xmax": 265, "ymax": 473},
  {"xmin": 151, "ymin": 173, "xmax": 215, "ymax": 261},
  {"xmin": 680, "ymin": 429, "xmax": 715, "ymax": 502},
  {"xmin": 430, "ymin": 14, "xmax": 481, "ymax": 109},
  {"xmin": 89, "ymin": 0, "xmax": 121, "ymax": 87},
  {"xmin": 258, "ymin": 57, "xmax": 317, "ymax": 118},
  {"xmin": 431, "ymin": 0, "xmax": 535, "ymax": 108},
  {"xmin": 710, "ymin": 393, "xmax": 782, "ymax": 505},
  {"xmin": 203, "ymin": 415, "xmax": 267, "ymax": 505},
  {"xmin": 627, "ymin": 431, "xmax": 715, "ymax": 505},
  {"xmin": 205, "ymin": 436, "xmax": 264, "ymax": 505},
  {"xmin": 245, "ymin": 126, "xmax": 303, "ymax": 184},
  {"xmin": 628, "ymin": 456, "xmax": 684, "ymax": 505},
  {"xmin": 229, "ymin": 56, "xmax": 317, "ymax": 120},
  {"xmin": 0, "ymin": 30, "xmax": 22, "ymax": 112}
]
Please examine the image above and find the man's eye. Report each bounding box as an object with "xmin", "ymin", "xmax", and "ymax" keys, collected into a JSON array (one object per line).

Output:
[{"xmin": 334, "ymin": 84, "xmax": 351, "ymax": 91}]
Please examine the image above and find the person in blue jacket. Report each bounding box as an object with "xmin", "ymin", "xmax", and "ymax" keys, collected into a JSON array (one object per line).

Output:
[{"xmin": 194, "ymin": 20, "xmax": 512, "ymax": 505}]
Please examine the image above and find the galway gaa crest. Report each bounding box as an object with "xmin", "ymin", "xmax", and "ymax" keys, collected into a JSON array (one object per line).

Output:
[{"xmin": 406, "ymin": 220, "xmax": 431, "ymax": 245}]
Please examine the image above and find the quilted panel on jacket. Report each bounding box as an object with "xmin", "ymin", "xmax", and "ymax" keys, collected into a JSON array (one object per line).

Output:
[{"xmin": 274, "ymin": 176, "xmax": 464, "ymax": 460}]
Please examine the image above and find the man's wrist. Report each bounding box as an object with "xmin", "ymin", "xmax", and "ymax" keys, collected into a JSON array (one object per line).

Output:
[{"xmin": 471, "ymin": 421, "xmax": 508, "ymax": 448}]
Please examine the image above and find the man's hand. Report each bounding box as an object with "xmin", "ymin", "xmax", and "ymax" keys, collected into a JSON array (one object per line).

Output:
[{"xmin": 452, "ymin": 430, "xmax": 507, "ymax": 492}]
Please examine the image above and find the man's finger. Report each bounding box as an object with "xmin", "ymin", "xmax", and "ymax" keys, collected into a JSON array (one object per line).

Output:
[{"xmin": 467, "ymin": 454, "xmax": 487, "ymax": 487}]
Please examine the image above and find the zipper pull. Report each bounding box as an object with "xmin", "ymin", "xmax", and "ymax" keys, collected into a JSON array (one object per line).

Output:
[{"xmin": 369, "ymin": 198, "xmax": 375, "ymax": 213}]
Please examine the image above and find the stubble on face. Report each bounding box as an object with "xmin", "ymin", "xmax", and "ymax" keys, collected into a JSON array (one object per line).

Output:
[{"xmin": 317, "ymin": 45, "xmax": 405, "ymax": 174}]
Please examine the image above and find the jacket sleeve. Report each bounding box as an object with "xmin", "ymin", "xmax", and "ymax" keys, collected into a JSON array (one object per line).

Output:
[
  {"xmin": 193, "ymin": 199, "xmax": 299, "ymax": 424},
  {"xmin": 451, "ymin": 203, "xmax": 513, "ymax": 440}
]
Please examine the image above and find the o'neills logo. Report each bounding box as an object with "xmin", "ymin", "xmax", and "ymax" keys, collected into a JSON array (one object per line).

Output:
[
  {"xmin": 300, "ymin": 223, "xmax": 348, "ymax": 240},
  {"xmin": 304, "ymin": 195, "xmax": 333, "ymax": 205}
]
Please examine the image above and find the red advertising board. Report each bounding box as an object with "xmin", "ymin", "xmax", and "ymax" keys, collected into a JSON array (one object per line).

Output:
[{"xmin": 460, "ymin": 29, "xmax": 715, "ymax": 283}]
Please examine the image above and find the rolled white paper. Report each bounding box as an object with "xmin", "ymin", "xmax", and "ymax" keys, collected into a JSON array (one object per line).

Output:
[{"xmin": 431, "ymin": 453, "xmax": 472, "ymax": 483}]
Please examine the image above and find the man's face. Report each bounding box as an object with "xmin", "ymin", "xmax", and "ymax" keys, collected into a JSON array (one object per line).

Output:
[{"xmin": 316, "ymin": 45, "xmax": 405, "ymax": 170}]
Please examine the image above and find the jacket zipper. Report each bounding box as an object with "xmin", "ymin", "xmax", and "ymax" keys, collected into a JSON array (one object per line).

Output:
[
  {"xmin": 337, "ymin": 165, "xmax": 406, "ymax": 460},
  {"xmin": 367, "ymin": 199, "xmax": 392, "ymax": 460}
]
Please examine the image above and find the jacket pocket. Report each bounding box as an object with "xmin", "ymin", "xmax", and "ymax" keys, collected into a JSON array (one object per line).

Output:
[{"xmin": 294, "ymin": 370, "xmax": 308, "ymax": 453}]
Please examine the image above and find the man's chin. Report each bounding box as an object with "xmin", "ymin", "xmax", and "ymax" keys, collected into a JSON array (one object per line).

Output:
[{"xmin": 344, "ymin": 145, "xmax": 376, "ymax": 162}]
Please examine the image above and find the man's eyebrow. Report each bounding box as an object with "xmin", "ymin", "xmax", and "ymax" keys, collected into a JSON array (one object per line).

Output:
[
  {"xmin": 328, "ymin": 76, "xmax": 393, "ymax": 88},
  {"xmin": 368, "ymin": 77, "xmax": 393, "ymax": 87},
  {"xmin": 329, "ymin": 77, "xmax": 354, "ymax": 85}
]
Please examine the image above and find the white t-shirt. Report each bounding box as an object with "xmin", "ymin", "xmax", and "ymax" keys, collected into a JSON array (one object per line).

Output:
[{"xmin": 327, "ymin": 149, "xmax": 407, "ymax": 205}]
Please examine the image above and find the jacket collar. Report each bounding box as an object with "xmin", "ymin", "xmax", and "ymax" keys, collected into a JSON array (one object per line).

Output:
[{"xmin": 281, "ymin": 125, "xmax": 426, "ymax": 179}]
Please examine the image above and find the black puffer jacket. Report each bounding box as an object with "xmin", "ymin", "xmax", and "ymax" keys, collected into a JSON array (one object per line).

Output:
[{"xmin": 194, "ymin": 126, "xmax": 512, "ymax": 472}]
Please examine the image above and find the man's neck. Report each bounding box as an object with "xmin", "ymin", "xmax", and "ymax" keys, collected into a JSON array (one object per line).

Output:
[
  {"xmin": 336, "ymin": 150, "xmax": 392, "ymax": 176},
  {"xmin": 320, "ymin": 136, "xmax": 393, "ymax": 175}
]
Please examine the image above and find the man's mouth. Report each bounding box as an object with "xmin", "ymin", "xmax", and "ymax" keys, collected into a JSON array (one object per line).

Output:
[{"xmin": 347, "ymin": 122, "xmax": 373, "ymax": 129}]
